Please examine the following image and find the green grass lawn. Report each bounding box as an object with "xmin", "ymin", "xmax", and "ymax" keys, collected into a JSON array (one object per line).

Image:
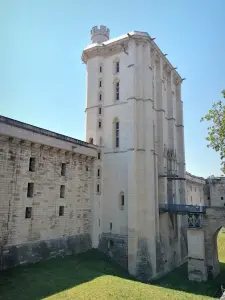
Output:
[{"xmin": 0, "ymin": 232, "xmax": 225, "ymax": 300}]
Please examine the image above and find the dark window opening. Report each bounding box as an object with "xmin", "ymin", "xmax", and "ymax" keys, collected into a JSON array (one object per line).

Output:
[
  {"xmin": 116, "ymin": 61, "xmax": 119, "ymax": 73},
  {"xmin": 99, "ymin": 93, "xmax": 102, "ymax": 101},
  {"xmin": 25, "ymin": 207, "xmax": 32, "ymax": 219},
  {"xmin": 221, "ymin": 197, "xmax": 224, "ymax": 200},
  {"xmin": 109, "ymin": 239, "xmax": 114, "ymax": 249},
  {"xmin": 97, "ymin": 168, "xmax": 100, "ymax": 178},
  {"xmin": 29, "ymin": 157, "xmax": 35, "ymax": 172},
  {"xmin": 116, "ymin": 82, "xmax": 119, "ymax": 100},
  {"xmin": 110, "ymin": 222, "xmax": 112, "ymax": 230},
  {"xmin": 97, "ymin": 152, "xmax": 101, "ymax": 160},
  {"xmin": 61, "ymin": 163, "xmax": 66, "ymax": 176},
  {"xmin": 99, "ymin": 107, "xmax": 102, "ymax": 115},
  {"xmin": 60, "ymin": 185, "xmax": 65, "ymax": 198},
  {"xmin": 97, "ymin": 184, "xmax": 100, "ymax": 193},
  {"xmin": 89, "ymin": 137, "xmax": 93, "ymax": 144},
  {"xmin": 86, "ymin": 166, "xmax": 89, "ymax": 171},
  {"xmin": 115, "ymin": 121, "xmax": 119, "ymax": 148},
  {"xmin": 208, "ymin": 197, "xmax": 210, "ymax": 200},
  {"xmin": 99, "ymin": 80, "xmax": 102, "ymax": 88},
  {"xmin": 100, "ymin": 66, "xmax": 102, "ymax": 73},
  {"xmin": 121, "ymin": 194, "xmax": 124, "ymax": 206},
  {"xmin": 99, "ymin": 121, "xmax": 102, "ymax": 128},
  {"xmin": 27, "ymin": 183, "xmax": 34, "ymax": 198},
  {"xmin": 59, "ymin": 206, "xmax": 64, "ymax": 216}
]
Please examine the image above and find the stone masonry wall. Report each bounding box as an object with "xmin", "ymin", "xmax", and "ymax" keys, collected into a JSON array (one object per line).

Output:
[
  {"xmin": 0, "ymin": 135, "xmax": 94, "ymax": 268},
  {"xmin": 98, "ymin": 233, "xmax": 128, "ymax": 269}
]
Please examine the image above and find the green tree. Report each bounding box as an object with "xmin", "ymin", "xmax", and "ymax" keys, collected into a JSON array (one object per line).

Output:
[{"xmin": 201, "ymin": 90, "xmax": 225, "ymax": 173}]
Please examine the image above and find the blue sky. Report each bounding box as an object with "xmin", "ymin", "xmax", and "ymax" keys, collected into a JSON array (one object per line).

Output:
[{"xmin": 0, "ymin": 0, "xmax": 225, "ymax": 177}]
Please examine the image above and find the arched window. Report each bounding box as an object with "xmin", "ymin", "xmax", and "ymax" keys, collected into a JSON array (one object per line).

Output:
[
  {"xmin": 119, "ymin": 192, "xmax": 125, "ymax": 210},
  {"xmin": 113, "ymin": 118, "xmax": 119, "ymax": 148},
  {"xmin": 89, "ymin": 137, "xmax": 93, "ymax": 144}
]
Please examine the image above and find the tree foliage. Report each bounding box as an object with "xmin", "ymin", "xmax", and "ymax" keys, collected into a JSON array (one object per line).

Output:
[{"xmin": 201, "ymin": 90, "xmax": 225, "ymax": 173}]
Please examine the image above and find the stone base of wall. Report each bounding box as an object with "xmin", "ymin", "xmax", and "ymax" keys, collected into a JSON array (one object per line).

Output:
[
  {"xmin": 1, "ymin": 233, "xmax": 92, "ymax": 270},
  {"xmin": 188, "ymin": 258, "xmax": 208, "ymax": 282},
  {"xmin": 98, "ymin": 233, "xmax": 128, "ymax": 269},
  {"xmin": 136, "ymin": 237, "xmax": 153, "ymax": 282}
]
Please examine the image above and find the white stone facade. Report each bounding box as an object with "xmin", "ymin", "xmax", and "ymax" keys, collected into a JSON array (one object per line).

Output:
[{"xmin": 83, "ymin": 26, "xmax": 186, "ymax": 280}]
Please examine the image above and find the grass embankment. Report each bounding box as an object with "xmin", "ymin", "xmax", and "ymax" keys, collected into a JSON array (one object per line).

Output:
[{"xmin": 0, "ymin": 232, "xmax": 225, "ymax": 300}]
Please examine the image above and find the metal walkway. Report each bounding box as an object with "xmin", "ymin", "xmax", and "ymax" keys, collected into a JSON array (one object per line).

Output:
[{"xmin": 159, "ymin": 204, "xmax": 207, "ymax": 214}]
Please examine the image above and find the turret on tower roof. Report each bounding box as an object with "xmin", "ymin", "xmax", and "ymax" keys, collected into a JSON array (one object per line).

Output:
[{"xmin": 91, "ymin": 25, "xmax": 110, "ymax": 44}]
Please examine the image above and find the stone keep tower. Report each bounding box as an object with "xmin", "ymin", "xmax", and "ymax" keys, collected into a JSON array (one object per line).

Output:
[{"xmin": 82, "ymin": 26, "xmax": 186, "ymax": 281}]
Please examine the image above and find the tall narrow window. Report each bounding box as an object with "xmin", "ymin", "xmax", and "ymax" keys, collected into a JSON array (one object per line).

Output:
[
  {"xmin": 100, "ymin": 65, "xmax": 102, "ymax": 73},
  {"xmin": 89, "ymin": 137, "xmax": 93, "ymax": 144},
  {"xmin": 99, "ymin": 80, "xmax": 102, "ymax": 88},
  {"xmin": 97, "ymin": 167, "xmax": 100, "ymax": 178},
  {"xmin": 119, "ymin": 192, "xmax": 125, "ymax": 210},
  {"xmin": 25, "ymin": 207, "xmax": 32, "ymax": 219},
  {"xmin": 121, "ymin": 193, "xmax": 124, "ymax": 206},
  {"xmin": 97, "ymin": 152, "xmax": 101, "ymax": 160},
  {"xmin": 116, "ymin": 61, "xmax": 120, "ymax": 73},
  {"xmin": 99, "ymin": 93, "xmax": 102, "ymax": 101},
  {"xmin": 59, "ymin": 206, "xmax": 64, "ymax": 216},
  {"xmin": 99, "ymin": 107, "xmax": 102, "ymax": 115},
  {"xmin": 116, "ymin": 82, "xmax": 119, "ymax": 100},
  {"xmin": 29, "ymin": 157, "xmax": 35, "ymax": 172},
  {"xmin": 60, "ymin": 185, "xmax": 65, "ymax": 198},
  {"xmin": 115, "ymin": 121, "xmax": 119, "ymax": 148},
  {"xmin": 110, "ymin": 222, "xmax": 112, "ymax": 230},
  {"xmin": 98, "ymin": 120, "xmax": 102, "ymax": 129},
  {"xmin": 97, "ymin": 183, "xmax": 100, "ymax": 194},
  {"xmin": 27, "ymin": 183, "xmax": 34, "ymax": 198},
  {"xmin": 61, "ymin": 163, "xmax": 66, "ymax": 176}
]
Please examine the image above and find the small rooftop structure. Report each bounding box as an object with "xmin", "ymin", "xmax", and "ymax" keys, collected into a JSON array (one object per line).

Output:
[{"xmin": 91, "ymin": 25, "xmax": 110, "ymax": 44}]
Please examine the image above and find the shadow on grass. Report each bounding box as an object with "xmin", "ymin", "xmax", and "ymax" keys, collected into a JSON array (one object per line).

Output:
[
  {"xmin": 0, "ymin": 249, "xmax": 225, "ymax": 300},
  {"xmin": 152, "ymin": 262, "xmax": 225, "ymax": 299},
  {"xmin": 0, "ymin": 249, "xmax": 132, "ymax": 300}
]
